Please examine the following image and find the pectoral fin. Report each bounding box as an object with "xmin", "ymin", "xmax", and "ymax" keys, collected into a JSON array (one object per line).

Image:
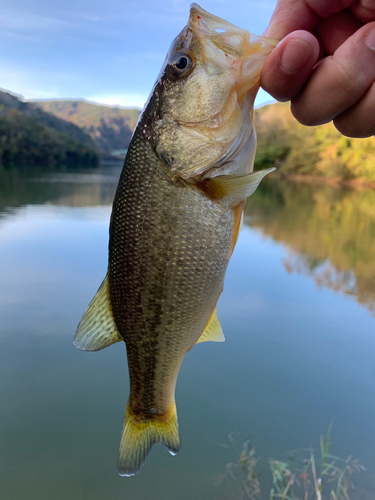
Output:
[
  {"xmin": 205, "ymin": 167, "xmax": 276, "ymax": 199},
  {"xmin": 196, "ymin": 307, "xmax": 225, "ymax": 344},
  {"xmin": 73, "ymin": 274, "xmax": 122, "ymax": 351}
]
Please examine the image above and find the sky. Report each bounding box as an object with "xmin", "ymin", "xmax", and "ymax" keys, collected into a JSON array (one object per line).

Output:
[{"xmin": 1, "ymin": 0, "xmax": 278, "ymax": 109}]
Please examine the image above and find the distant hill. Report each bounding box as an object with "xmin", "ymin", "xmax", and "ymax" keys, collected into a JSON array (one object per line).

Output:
[
  {"xmin": 254, "ymin": 102, "xmax": 375, "ymax": 183},
  {"xmin": 0, "ymin": 90, "xmax": 99, "ymax": 168},
  {"xmin": 32, "ymin": 100, "xmax": 141, "ymax": 156},
  {"xmin": 17, "ymin": 96, "xmax": 375, "ymax": 181}
]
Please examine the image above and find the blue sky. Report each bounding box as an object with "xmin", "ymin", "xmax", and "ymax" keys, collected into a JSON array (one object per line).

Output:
[{"xmin": 1, "ymin": 0, "xmax": 278, "ymax": 109}]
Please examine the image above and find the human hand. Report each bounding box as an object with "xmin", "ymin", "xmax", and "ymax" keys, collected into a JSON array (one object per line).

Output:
[{"xmin": 260, "ymin": 0, "xmax": 375, "ymax": 138}]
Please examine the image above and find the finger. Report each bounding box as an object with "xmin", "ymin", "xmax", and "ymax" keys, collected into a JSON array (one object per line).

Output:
[
  {"xmin": 351, "ymin": 0, "xmax": 375, "ymax": 23},
  {"xmin": 266, "ymin": 0, "xmax": 356, "ymax": 39},
  {"xmin": 315, "ymin": 10, "xmax": 363, "ymax": 54},
  {"xmin": 260, "ymin": 31, "xmax": 320, "ymax": 101},
  {"xmin": 334, "ymin": 81, "xmax": 375, "ymax": 137},
  {"xmin": 291, "ymin": 22, "xmax": 375, "ymax": 126},
  {"xmin": 266, "ymin": 0, "xmax": 319, "ymax": 39},
  {"xmin": 307, "ymin": 0, "xmax": 356, "ymax": 17}
]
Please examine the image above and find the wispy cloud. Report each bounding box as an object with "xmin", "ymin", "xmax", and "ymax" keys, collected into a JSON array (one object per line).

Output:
[
  {"xmin": 0, "ymin": 11, "xmax": 76, "ymax": 30},
  {"xmin": 0, "ymin": 63, "xmax": 86, "ymax": 101},
  {"xmin": 0, "ymin": 0, "xmax": 277, "ymax": 102},
  {"xmin": 87, "ymin": 93, "xmax": 146, "ymax": 109}
]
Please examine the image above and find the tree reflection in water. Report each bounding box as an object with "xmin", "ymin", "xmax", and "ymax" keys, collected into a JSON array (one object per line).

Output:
[{"xmin": 245, "ymin": 178, "xmax": 375, "ymax": 315}]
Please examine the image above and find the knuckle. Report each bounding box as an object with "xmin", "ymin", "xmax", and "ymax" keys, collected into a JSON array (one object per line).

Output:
[
  {"xmin": 290, "ymin": 101, "xmax": 319, "ymax": 126},
  {"xmin": 334, "ymin": 115, "xmax": 375, "ymax": 138},
  {"xmin": 333, "ymin": 53, "xmax": 368, "ymax": 101},
  {"xmin": 351, "ymin": 1, "xmax": 375, "ymax": 23}
]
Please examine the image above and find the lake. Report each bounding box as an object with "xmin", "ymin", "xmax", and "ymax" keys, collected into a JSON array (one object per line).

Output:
[{"xmin": 0, "ymin": 164, "xmax": 374, "ymax": 500}]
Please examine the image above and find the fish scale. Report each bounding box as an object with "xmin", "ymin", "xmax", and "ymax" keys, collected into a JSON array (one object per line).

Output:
[
  {"xmin": 73, "ymin": 3, "xmax": 277, "ymax": 477},
  {"xmin": 109, "ymin": 122, "xmax": 234, "ymax": 416}
]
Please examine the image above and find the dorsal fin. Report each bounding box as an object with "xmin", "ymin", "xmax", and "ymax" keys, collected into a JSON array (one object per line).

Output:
[
  {"xmin": 73, "ymin": 274, "xmax": 122, "ymax": 351},
  {"xmin": 196, "ymin": 307, "xmax": 225, "ymax": 344}
]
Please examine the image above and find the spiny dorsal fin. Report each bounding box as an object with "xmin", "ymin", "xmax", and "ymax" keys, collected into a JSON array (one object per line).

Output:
[
  {"xmin": 196, "ymin": 307, "xmax": 225, "ymax": 344},
  {"xmin": 206, "ymin": 167, "xmax": 276, "ymax": 199},
  {"xmin": 73, "ymin": 274, "xmax": 122, "ymax": 351}
]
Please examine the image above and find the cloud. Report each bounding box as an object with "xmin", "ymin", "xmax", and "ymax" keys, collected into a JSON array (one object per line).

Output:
[
  {"xmin": 0, "ymin": 64, "xmax": 78, "ymax": 100},
  {"xmin": 0, "ymin": 10, "xmax": 76, "ymax": 30},
  {"xmin": 86, "ymin": 93, "xmax": 147, "ymax": 109},
  {"xmin": 0, "ymin": 0, "xmax": 278, "ymax": 105}
]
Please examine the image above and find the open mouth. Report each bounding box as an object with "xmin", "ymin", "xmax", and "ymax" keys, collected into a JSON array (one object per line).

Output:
[{"xmin": 189, "ymin": 3, "xmax": 278, "ymax": 59}]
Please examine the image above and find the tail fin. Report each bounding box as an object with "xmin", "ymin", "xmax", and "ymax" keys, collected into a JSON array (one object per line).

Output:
[{"xmin": 118, "ymin": 401, "xmax": 181, "ymax": 476}]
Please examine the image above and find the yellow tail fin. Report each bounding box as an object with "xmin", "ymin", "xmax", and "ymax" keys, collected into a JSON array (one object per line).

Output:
[{"xmin": 118, "ymin": 402, "xmax": 181, "ymax": 476}]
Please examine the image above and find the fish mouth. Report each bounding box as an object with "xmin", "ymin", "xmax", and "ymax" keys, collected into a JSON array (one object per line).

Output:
[
  {"xmin": 170, "ymin": 4, "xmax": 278, "ymax": 179},
  {"xmin": 189, "ymin": 3, "xmax": 250, "ymax": 58},
  {"xmin": 188, "ymin": 3, "xmax": 278, "ymax": 99},
  {"xmin": 178, "ymin": 4, "xmax": 278, "ymax": 137},
  {"xmin": 153, "ymin": 5, "xmax": 278, "ymax": 181}
]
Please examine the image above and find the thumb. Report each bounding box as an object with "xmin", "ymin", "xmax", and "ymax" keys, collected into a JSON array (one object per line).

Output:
[
  {"xmin": 260, "ymin": 31, "xmax": 320, "ymax": 102},
  {"xmin": 265, "ymin": 0, "xmax": 319, "ymax": 39}
]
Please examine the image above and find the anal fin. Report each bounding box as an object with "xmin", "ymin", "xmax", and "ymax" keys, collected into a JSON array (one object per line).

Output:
[
  {"xmin": 73, "ymin": 274, "xmax": 122, "ymax": 351},
  {"xmin": 196, "ymin": 307, "xmax": 225, "ymax": 345},
  {"xmin": 229, "ymin": 201, "xmax": 245, "ymax": 257}
]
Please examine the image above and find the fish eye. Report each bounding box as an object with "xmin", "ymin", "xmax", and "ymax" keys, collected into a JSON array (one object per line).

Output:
[
  {"xmin": 175, "ymin": 56, "xmax": 188, "ymax": 70},
  {"xmin": 168, "ymin": 53, "xmax": 193, "ymax": 78}
]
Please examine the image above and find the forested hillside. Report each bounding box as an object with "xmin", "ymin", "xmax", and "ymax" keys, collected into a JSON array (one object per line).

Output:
[
  {"xmin": 0, "ymin": 91, "xmax": 98, "ymax": 168},
  {"xmin": 4, "ymin": 91, "xmax": 374, "ymax": 178},
  {"xmin": 32, "ymin": 100, "xmax": 141, "ymax": 155},
  {"xmin": 254, "ymin": 102, "xmax": 375, "ymax": 183}
]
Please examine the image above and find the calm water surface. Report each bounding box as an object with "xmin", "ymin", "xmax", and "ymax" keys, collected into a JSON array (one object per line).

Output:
[{"xmin": 0, "ymin": 165, "xmax": 374, "ymax": 499}]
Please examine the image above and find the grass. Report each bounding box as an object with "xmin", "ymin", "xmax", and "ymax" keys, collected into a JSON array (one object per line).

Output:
[{"xmin": 218, "ymin": 424, "xmax": 367, "ymax": 500}]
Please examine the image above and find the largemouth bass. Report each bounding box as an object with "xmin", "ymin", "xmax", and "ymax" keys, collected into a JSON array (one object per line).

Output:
[{"xmin": 74, "ymin": 3, "xmax": 277, "ymax": 476}]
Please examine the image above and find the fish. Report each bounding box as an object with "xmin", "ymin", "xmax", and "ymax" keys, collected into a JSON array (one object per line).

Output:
[{"xmin": 74, "ymin": 3, "xmax": 277, "ymax": 477}]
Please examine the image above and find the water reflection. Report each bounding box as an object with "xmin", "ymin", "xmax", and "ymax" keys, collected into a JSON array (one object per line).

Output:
[
  {"xmin": 1, "ymin": 166, "xmax": 375, "ymax": 499},
  {"xmin": 0, "ymin": 163, "xmax": 121, "ymax": 214},
  {"xmin": 246, "ymin": 179, "xmax": 375, "ymax": 314}
]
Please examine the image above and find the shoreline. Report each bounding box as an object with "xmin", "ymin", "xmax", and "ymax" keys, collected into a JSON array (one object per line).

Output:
[{"xmin": 271, "ymin": 173, "xmax": 375, "ymax": 190}]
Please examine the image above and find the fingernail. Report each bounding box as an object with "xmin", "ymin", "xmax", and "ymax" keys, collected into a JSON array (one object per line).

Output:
[
  {"xmin": 281, "ymin": 39, "xmax": 314, "ymax": 73},
  {"xmin": 365, "ymin": 28, "xmax": 375, "ymax": 51}
]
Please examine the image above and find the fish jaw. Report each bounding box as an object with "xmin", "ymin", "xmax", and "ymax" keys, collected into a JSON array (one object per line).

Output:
[
  {"xmin": 188, "ymin": 3, "xmax": 278, "ymax": 102},
  {"xmin": 151, "ymin": 4, "xmax": 278, "ymax": 181}
]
